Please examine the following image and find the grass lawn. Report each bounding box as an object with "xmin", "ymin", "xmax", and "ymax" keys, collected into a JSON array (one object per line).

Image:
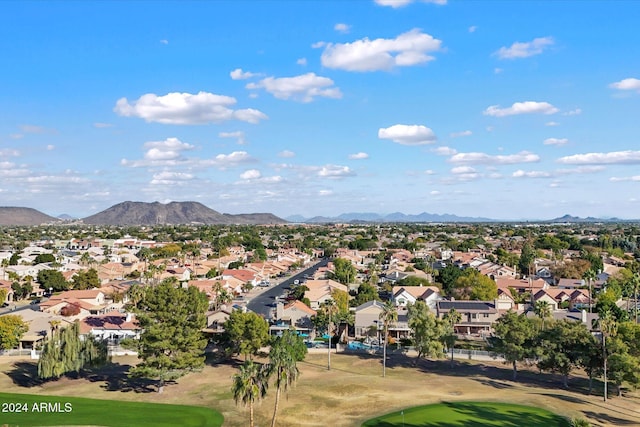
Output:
[
  {"xmin": 0, "ymin": 392, "xmax": 224, "ymax": 427},
  {"xmin": 362, "ymin": 401, "xmax": 570, "ymax": 427}
]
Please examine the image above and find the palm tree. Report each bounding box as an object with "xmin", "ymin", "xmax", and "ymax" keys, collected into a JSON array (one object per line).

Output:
[
  {"xmin": 232, "ymin": 360, "xmax": 269, "ymax": 427},
  {"xmin": 583, "ymin": 269, "xmax": 597, "ymax": 313},
  {"xmin": 267, "ymin": 331, "xmax": 301, "ymax": 427},
  {"xmin": 593, "ymin": 310, "xmax": 618, "ymax": 402},
  {"xmin": 443, "ymin": 308, "xmax": 461, "ymax": 365},
  {"xmin": 533, "ymin": 300, "xmax": 552, "ymax": 330},
  {"xmin": 322, "ymin": 299, "xmax": 338, "ymax": 370},
  {"xmin": 379, "ymin": 300, "xmax": 398, "ymax": 378}
]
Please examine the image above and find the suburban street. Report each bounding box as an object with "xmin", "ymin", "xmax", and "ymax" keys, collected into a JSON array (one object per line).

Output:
[{"xmin": 246, "ymin": 257, "xmax": 329, "ymax": 318}]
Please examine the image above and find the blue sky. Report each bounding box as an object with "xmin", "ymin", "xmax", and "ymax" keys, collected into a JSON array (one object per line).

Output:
[{"xmin": 1, "ymin": 0, "xmax": 640, "ymax": 220}]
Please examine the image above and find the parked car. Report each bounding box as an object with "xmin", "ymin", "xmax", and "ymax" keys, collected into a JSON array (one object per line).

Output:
[{"xmin": 30, "ymin": 299, "xmax": 41, "ymax": 305}]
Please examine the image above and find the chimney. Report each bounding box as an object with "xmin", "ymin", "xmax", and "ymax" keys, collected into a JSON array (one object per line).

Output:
[
  {"xmin": 581, "ymin": 309, "xmax": 587, "ymax": 324},
  {"xmin": 125, "ymin": 312, "xmax": 132, "ymax": 322}
]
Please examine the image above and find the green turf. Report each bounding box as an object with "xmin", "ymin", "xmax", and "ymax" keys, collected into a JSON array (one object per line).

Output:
[
  {"xmin": 0, "ymin": 392, "xmax": 224, "ymax": 427},
  {"xmin": 362, "ymin": 401, "xmax": 570, "ymax": 427}
]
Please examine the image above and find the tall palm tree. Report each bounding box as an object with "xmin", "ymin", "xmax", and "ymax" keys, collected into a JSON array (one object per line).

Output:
[
  {"xmin": 232, "ymin": 360, "xmax": 269, "ymax": 427},
  {"xmin": 443, "ymin": 308, "xmax": 461, "ymax": 365},
  {"xmin": 379, "ymin": 300, "xmax": 398, "ymax": 378},
  {"xmin": 267, "ymin": 331, "xmax": 301, "ymax": 427},
  {"xmin": 533, "ymin": 300, "xmax": 552, "ymax": 330},
  {"xmin": 322, "ymin": 299, "xmax": 338, "ymax": 370},
  {"xmin": 593, "ymin": 310, "xmax": 618, "ymax": 402},
  {"xmin": 582, "ymin": 269, "xmax": 597, "ymax": 313}
]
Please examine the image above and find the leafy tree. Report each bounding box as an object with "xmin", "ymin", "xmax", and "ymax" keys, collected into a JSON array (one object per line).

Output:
[
  {"xmin": 71, "ymin": 268, "xmax": 100, "ymax": 290},
  {"xmin": 332, "ymin": 257, "xmax": 356, "ymax": 285},
  {"xmin": 375, "ymin": 300, "xmax": 396, "ymax": 377},
  {"xmin": 331, "ymin": 289, "xmax": 350, "ymax": 314},
  {"xmin": 205, "ymin": 268, "xmax": 219, "ymax": 279},
  {"xmin": 536, "ymin": 320, "xmax": 595, "ymax": 388},
  {"xmin": 222, "ymin": 310, "xmax": 270, "ymax": 360},
  {"xmin": 37, "ymin": 269, "xmax": 69, "ymax": 292},
  {"xmin": 266, "ymin": 330, "xmax": 306, "ymax": 427},
  {"xmin": 518, "ymin": 242, "xmax": 536, "ymax": 276},
  {"xmin": 129, "ymin": 278, "xmax": 208, "ymax": 393},
  {"xmin": 290, "ymin": 285, "xmax": 309, "ymax": 301},
  {"xmin": 9, "ymin": 253, "xmax": 19, "ymax": 266},
  {"xmin": 228, "ymin": 261, "xmax": 245, "ymax": 270},
  {"xmin": 38, "ymin": 321, "xmax": 109, "ymax": 380},
  {"xmin": 451, "ymin": 269, "xmax": 498, "ymax": 301},
  {"xmin": 407, "ymin": 300, "xmax": 445, "ymax": 362},
  {"xmin": 351, "ymin": 282, "xmax": 379, "ymax": 307},
  {"xmin": 232, "ymin": 360, "xmax": 269, "ymax": 427},
  {"xmin": 487, "ymin": 310, "xmax": 535, "ymax": 380},
  {"xmin": 395, "ymin": 275, "xmax": 433, "ymax": 288},
  {"xmin": 437, "ymin": 264, "xmax": 462, "ymax": 296},
  {"xmin": 33, "ymin": 253, "xmax": 55, "ymax": 264},
  {"xmin": 0, "ymin": 315, "xmax": 28, "ymax": 349},
  {"xmin": 0, "ymin": 288, "xmax": 6, "ymax": 304},
  {"xmin": 60, "ymin": 303, "xmax": 81, "ymax": 317}
]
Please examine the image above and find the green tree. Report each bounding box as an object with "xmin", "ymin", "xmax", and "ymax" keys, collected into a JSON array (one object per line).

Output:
[
  {"xmin": 37, "ymin": 269, "xmax": 69, "ymax": 292},
  {"xmin": 533, "ymin": 300, "xmax": 552, "ymax": 330},
  {"xmin": 33, "ymin": 253, "xmax": 55, "ymax": 264},
  {"xmin": 0, "ymin": 288, "xmax": 7, "ymax": 304},
  {"xmin": 222, "ymin": 311, "xmax": 270, "ymax": 360},
  {"xmin": 0, "ymin": 315, "xmax": 28, "ymax": 349},
  {"xmin": 379, "ymin": 300, "xmax": 397, "ymax": 377},
  {"xmin": 232, "ymin": 360, "xmax": 269, "ymax": 427},
  {"xmin": 351, "ymin": 282, "xmax": 379, "ymax": 307},
  {"xmin": 266, "ymin": 330, "xmax": 306, "ymax": 427},
  {"xmin": 536, "ymin": 320, "xmax": 595, "ymax": 388},
  {"xmin": 487, "ymin": 310, "xmax": 536, "ymax": 380},
  {"xmin": 452, "ymin": 269, "xmax": 498, "ymax": 301},
  {"xmin": 407, "ymin": 300, "xmax": 445, "ymax": 363},
  {"xmin": 332, "ymin": 258, "xmax": 356, "ymax": 285},
  {"xmin": 443, "ymin": 308, "xmax": 461, "ymax": 365},
  {"xmin": 518, "ymin": 242, "xmax": 535, "ymax": 276},
  {"xmin": 129, "ymin": 278, "xmax": 208, "ymax": 393},
  {"xmin": 38, "ymin": 321, "xmax": 109, "ymax": 380},
  {"xmin": 437, "ymin": 264, "xmax": 462, "ymax": 296},
  {"xmin": 71, "ymin": 268, "xmax": 100, "ymax": 290},
  {"xmin": 582, "ymin": 269, "xmax": 597, "ymax": 313}
]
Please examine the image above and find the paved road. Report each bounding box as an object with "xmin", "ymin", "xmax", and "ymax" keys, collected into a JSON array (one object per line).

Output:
[{"xmin": 246, "ymin": 257, "xmax": 329, "ymax": 318}]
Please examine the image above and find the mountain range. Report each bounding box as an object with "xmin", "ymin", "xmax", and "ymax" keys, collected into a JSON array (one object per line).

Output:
[
  {"xmin": 0, "ymin": 201, "xmax": 287, "ymax": 226},
  {"xmin": 0, "ymin": 203, "xmax": 634, "ymax": 227}
]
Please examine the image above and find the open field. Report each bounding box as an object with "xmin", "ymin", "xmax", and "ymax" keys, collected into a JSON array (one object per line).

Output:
[
  {"xmin": 361, "ymin": 401, "xmax": 571, "ymax": 426},
  {"xmin": 0, "ymin": 392, "xmax": 223, "ymax": 427},
  {"xmin": 1, "ymin": 352, "xmax": 639, "ymax": 427}
]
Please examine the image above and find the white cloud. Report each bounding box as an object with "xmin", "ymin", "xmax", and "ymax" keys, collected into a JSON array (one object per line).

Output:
[
  {"xmin": 114, "ymin": 91, "xmax": 267, "ymax": 125},
  {"xmin": 230, "ymin": 68, "xmax": 260, "ymax": 80},
  {"xmin": 374, "ymin": 0, "xmax": 447, "ymax": 7},
  {"xmin": 240, "ymin": 169, "xmax": 261, "ymax": 180},
  {"xmin": 451, "ymin": 166, "xmax": 476, "ymax": 174},
  {"xmin": 483, "ymin": 101, "xmax": 559, "ymax": 117},
  {"xmin": 430, "ymin": 190, "xmax": 440, "ymax": 195},
  {"xmin": 319, "ymin": 29, "xmax": 442, "ymax": 72},
  {"xmin": 318, "ymin": 165, "xmax": 356, "ymax": 179},
  {"xmin": 563, "ymin": 108, "xmax": 582, "ymax": 116},
  {"xmin": 0, "ymin": 149, "xmax": 19, "ymax": 157},
  {"xmin": 246, "ymin": 73, "xmax": 342, "ymax": 102},
  {"xmin": 432, "ymin": 146, "xmax": 457, "ymax": 156},
  {"xmin": 150, "ymin": 171, "xmax": 194, "ymax": 185},
  {"xmin": 424, "ymin": 170, "xmax": 436, "ymax": 175},
  {"xmin": 450, "ymin": 130, "xmax": 472, "ymax": 138},
  {"xmin": 545, "ymin": 121, "xmax": 560, "ymax": 126},
  {"xmin": 46, "ymin": 145, "xmax": 55, "ymax": 151},
  {"xmin": 278, "ymin": 150, "xmax": 295, "ymax": 158},
  {"xmin": 609, "ymin": 78, "xmax": 640, "ymax": 92},
  {"xmin": 450, "ymin": 151, "xmax": 540, "ymax": 165},
  {"xmin": 557, "ymin": 150, "xmax": 640, "ymax": 165},
  {"xmin": 494, "ymin": 36, "xmax": 554, "ymax": 59},
  {"xmin": 219, "ymin": 131, "xmax": 246, "ymax": 145},
  {"xmin": 20, "ymin": 124, "xmax": 48, "ymax": 134},
  {"xmin": 610, "ymin": 175, "xmax": 640, "ymax": 182},
  {"xmin": 160, "ymin": 39, "xmax": 169, "ymax": 45},
  {"xmin": 319, "ymin": 190, "xmax": 333, "ymax": 196},
  {"xmin": 297, "ymin": 57, "xmax": 307, "ymax": 66},
  {"xmin": 543, "ymin": 138, "xmax": 569, "ymax": 146},
  {"xmin": 468, "ymin": 26, "xmax": 477, "ymax": 33},
  {"xmin": 494, "ymin": 68, "xmax": 503, "ymax": 74},
  {"xmin": 349, "ymin": 152, "xmax": 369, "ymax": 160},
  {"xmin": 378, "ymin": 124, "xmax": 437, "ymax": 145},
  {"xmin": 143, "ymin": 137, "xmax": 194, "ymax": 161},
  {"xmin": 211, "ymin": 151, "xmax": 253, "ymax": 165},
  {"xmin": 512, "ymin": 170, "xmax": 552, "ymax": 178},
  {"xmin": 334, "ymin": 23, "xmax": 351, "ymax": 33}
]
